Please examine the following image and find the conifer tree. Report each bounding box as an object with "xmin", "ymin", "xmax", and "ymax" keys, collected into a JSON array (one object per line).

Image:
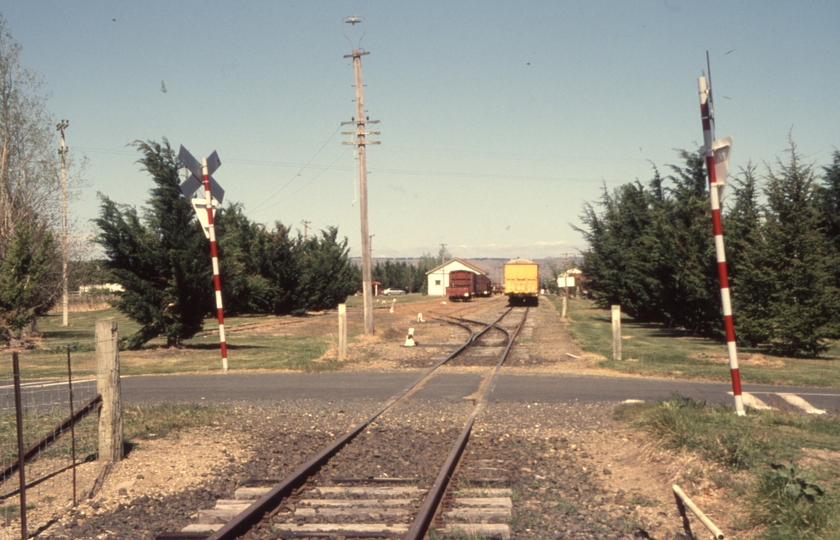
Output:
[
  {"xmin": 660, "ymin": 150, "xmax": 718, "ymax": 334},
  {"xmin": 94, "ymin": 139, "xmax": 212, "ymax": 349},
  {"xmin": 817, "ymin": 150, "xmax": 840, "ymax": 286},
  {"xmin": 760, "ymin": 140, "xmax": 840, "ymax": 356},
  {"xmin": 293, "ymin": 227, "xmax": 359, "ymax": 313},
  {"xmin": 725, "ymin": 163, "xmax": 774, "ymax": 347},
  {"xmin": 0, "ymin": 221, "xmax": 55, "ymax": 344}
]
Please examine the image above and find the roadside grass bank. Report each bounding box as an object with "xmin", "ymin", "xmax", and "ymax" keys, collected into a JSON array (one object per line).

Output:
[
  {"xmin": 15, "ymin": 309, "xmax": 341, "ymax": 378},
  {"xmin": 617, "ymin": 396, "xmax": 840, "ymax": 539},
  {"xmin": 123, "ymin": 402, "xmax": 227, "ymax": 442},
  {"xmin": 557, "ymin": 297, "xmax": 840, "ymax": 388}
]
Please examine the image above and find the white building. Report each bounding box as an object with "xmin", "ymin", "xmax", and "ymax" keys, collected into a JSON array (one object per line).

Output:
[
  {"xmin": 557, "ymin": 268, "xmax": 583, "ymax": 290},
  {"xmin": 425, "ymin": 258, "xmax": 489, "ymax": 296}
]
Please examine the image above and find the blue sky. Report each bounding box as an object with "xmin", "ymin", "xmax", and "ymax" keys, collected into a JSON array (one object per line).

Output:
[{"xmin": 3, "ymin": 1, "xmax": 839, "ymax": 259}]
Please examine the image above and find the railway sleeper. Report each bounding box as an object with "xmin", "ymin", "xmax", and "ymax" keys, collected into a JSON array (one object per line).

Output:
[{"xmin": 175, "ymin": 486, "xmax": 513, "ymax": 539}]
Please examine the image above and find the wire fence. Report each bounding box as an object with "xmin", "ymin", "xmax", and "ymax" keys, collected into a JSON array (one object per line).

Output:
[{"xmin": 0, "ymin": 350, "xmax": 100, "ymax": 540}]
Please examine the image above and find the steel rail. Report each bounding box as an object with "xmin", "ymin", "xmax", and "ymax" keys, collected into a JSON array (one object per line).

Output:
[
  {"xmin": 200, "ymin": 309, "xmax": 511, "ymax": 540},
  {"xmin": 404, "ymin": 308, "xmax": 529, "ymax": 540}
]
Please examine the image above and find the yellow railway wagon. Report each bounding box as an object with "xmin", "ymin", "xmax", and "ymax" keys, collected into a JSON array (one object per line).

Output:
[{"xmin": 504, "ymin": 258, "xmax": 539, "ymax": 306}]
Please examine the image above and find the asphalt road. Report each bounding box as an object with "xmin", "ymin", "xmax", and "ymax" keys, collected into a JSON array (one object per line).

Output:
[{"xmin": 117, "ymin": 371, "xmax": 840, "ymax": 414}]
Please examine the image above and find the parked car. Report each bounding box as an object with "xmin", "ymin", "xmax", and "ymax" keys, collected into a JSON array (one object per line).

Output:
[{"xmin": 382, "ymin": 288, "xmax": 406, "ymax": 296}]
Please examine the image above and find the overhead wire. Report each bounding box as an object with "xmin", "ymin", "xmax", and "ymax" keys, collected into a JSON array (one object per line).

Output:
[
  {"xmin": 249, "ymin": 124, "xmax": 343, "ymax": 214},
  {"xmin": 254, "ymin": 147, "xmax": 352, "ymax": 217}
]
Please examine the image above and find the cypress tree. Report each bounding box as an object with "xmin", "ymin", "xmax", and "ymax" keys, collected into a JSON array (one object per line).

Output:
[
  {"xmin": 760, "ymin": 140, "xmax": 840, "ymax": 356},
  {"xmin": 816, "ymin": 150, "xmax": 840, "ymax": 286},
  {"xmin": 725, "ymin": 163, "xmax": 774, "ymax": 347},
  {"xmin": 293, "ymin": 227, "xmax": 359, "ymax": 313},
  {"xmin": 94, "ymin": 139, "xmax": 212, "ymax": 349},
  {"xmin": 0, "ymin": 221, "xmax": 56, "ymax": 344},
  {"xmin": 661, "ymin": 150, "xmax": 719, "ymax": 335}
]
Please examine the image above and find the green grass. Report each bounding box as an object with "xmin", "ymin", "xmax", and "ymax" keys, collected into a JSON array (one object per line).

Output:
[
  {"xmin": 0, "ymin": 410, "xmax": 98, "ymax": 463},
  {"xmin": 560, "ymin": 297, "xmax": 840, "ymax": 387},
  {"xmin": 344, "ymin": 292, "xmax": 430, "ymax": 308},
  {"xmin": 13, "ymin": 309, "xmax": 340, "ymax": 378},
  {"xmin": 617, "ymin": 396, "xmax": 840, "ymax": 539},
  {"xmin": 123, "ymin": 402, "xmax": 227, "ymax": 441}
]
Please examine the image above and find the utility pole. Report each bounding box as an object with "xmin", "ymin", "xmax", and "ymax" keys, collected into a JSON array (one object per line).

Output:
[
  {"xmin": 57, "ymin": 120, "xmax": 69, "ymax": 327},
  {"xmin": 439, "ymin": 243, "xmax": 447, "ymax": 265},
  {"xmin": 301, "ymin": 220, "xmax": 310, "ymax": 240},
  {"xmin": 342, "ymin": 16, "xmax": 380, "ymax": 335}
]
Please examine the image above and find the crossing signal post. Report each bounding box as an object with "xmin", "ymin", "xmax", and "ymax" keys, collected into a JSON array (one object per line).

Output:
[
  {"xmin": 697, "ymin": 58, "xmax": 743, "ymax": 415},
  {"xmin": 178, "ymin": 145, "xmax": 228, "ymax": 372}
]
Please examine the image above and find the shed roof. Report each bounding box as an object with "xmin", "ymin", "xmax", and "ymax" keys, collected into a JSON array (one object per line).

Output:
[{"xmin": 425, "ymin": 258, "xmax": 488, "ymax": 276}]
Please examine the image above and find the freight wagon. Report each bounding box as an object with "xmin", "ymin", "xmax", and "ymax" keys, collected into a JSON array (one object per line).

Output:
[
  {"xmin": 474, "ymin": 274, "xmax": 492, "ymax": 297},
  {"xmin": 446, "ymin": 270, "xmax": 476, "ymax": 301},
  {"xmin": 504, "ymin": 258, "xmax": 540, "ymax": 306}
]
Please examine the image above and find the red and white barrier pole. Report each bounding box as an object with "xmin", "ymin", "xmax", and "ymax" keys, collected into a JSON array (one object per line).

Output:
[
  {"xmin": 202, "ymin": 157, "xmax": 228, "ymax": 372},
  {"xmin": 698, "ymin": 75, "xmax": 743, "ymax": 415}
]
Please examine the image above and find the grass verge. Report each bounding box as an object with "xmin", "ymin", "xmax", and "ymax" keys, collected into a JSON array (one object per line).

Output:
[
  {"xmin": 559, "ymin": 297, "xmax": 840, "ymax": 387},
  {"xmin": 13, "ymin": 309, "xmax": 340, "ymax": 378},
  {"xmin": 122, "ymin": 402, "xmax": 227, "ymax": 441},
  {"xmin": 617, "ymin": 396, "xmax": 840, "ymax": 539}
]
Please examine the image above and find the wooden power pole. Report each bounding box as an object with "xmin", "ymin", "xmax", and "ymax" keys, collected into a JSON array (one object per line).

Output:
[
  {"xmin": 57, "ymin": 120, "xmax": 69, "ymax": 327},
  {"xmin": 342, "ymin": 19, "xmax": 380, "ymax": 335}
]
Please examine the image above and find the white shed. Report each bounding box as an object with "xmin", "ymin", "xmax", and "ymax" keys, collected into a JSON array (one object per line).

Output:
[
  {"xmin": 425, "ymin": 258, "xmax": 489, "ymax": 296},
  {"xmin": 557, "ymin": 268, "xmax": 583, "ymax": 289}
]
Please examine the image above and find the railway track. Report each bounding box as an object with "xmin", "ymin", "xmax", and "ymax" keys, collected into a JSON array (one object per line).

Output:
[{"xmin": 156, "ymin": 306, "xmax": 529, "ymax": 540}]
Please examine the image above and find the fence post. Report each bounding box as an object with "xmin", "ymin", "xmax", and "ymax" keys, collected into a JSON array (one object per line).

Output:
[
  {"xmin": 12, "ymin": 352, "xmax": 27, "ymax": 540},
  {"xmin": 96, "ymin": 320, "xmax": 122, "ymax": 462},
  {"xmin": 66, "ymin": 346, "xmax": 77, "ymax": 506},
  {"xmin": 338, "ymin": 304, "xmax": 347, "ymax": 361},
  {"xmin": 611, "ymin": 305, "xmax": 622, "ymax": 361}
]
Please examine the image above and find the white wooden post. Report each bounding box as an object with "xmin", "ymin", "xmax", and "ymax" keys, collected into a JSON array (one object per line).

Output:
[
  {"xmin": 561, "ymin": 294, "xmax": 568, "ymax": 318},
  {"xmin": 338, "ymin": 304, "xmax": 347, "ymax": 361},
  {"xmin": 96, "ymin": 320, "xmax": 123, "ymax": 462},
  {"xmin": 611, "ymin": 305, "xmax": 622, "ymax": 361}
]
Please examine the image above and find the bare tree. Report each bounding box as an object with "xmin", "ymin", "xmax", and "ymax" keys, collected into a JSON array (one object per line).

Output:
[
  {"xmin": 0, "ymin": 15, "xmax": 62, "ymax": 259},
  {"xmin": 0, "ymin": 16, "xmax": 86, "ymax": 343}
]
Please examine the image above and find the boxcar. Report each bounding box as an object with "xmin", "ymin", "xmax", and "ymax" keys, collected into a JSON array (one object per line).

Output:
[
  {"xmin": 474, "ymin": 274, "xmax": 492, "ymax": 297},
  {"xmin": 446, "ymin": 270, "xmax": 475, "ymax": 301},
  {"xmin": 504, "ymin": 258, "xmax": 540, "ymax": 306}
]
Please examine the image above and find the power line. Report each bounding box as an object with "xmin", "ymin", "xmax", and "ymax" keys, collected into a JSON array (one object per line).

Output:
[{"xmin": 249, "ymin": 124, "xmax": 343, "ymax": 213}]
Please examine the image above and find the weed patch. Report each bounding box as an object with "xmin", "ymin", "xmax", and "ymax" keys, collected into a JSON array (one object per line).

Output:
[
  {"xmin": 122, "ymin": 403, "xmax": 226, "ymax": 441},
  {"xmin": 618, "ymin": 396, "xmax": 840, "ymax": 538},
  {"xmin": 750, "ymin": 463, "xmax": 837, "ymax": 539}
]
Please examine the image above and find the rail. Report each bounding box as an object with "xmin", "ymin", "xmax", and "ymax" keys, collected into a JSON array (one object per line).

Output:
[
  {"xmin": 193, "ymin": 309, "xmax": 512, "ymax": 540},
  {"xmin": 405, "ymin": 307, "xmax": 528, "ymax": 539}
]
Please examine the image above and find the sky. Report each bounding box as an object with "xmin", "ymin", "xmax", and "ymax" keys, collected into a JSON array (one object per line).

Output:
[{"xmin": 2, "ymin": 1, "xmax": 839, "ymax": 260}]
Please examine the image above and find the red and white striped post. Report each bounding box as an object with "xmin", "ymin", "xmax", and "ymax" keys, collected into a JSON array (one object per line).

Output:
[
  {"xmin": 202, "ymin": 157, "xmax": 228, "ymax": 372},
  {"xmin": 698, "ymin": 75, "xmax": 743, "ymax": 415}
]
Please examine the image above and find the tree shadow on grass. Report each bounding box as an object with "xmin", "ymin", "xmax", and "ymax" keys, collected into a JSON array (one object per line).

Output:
[
  {"xmin": 138, "ymin": 343, "xmax": 264, "ymax": 351},
  {"xmin": 187, "ymin": 343, "xmax": 262, "ymax": 351},
  {"xmin": 40, "ymin": 330, "xmax": 91, "ymax": 340}
]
